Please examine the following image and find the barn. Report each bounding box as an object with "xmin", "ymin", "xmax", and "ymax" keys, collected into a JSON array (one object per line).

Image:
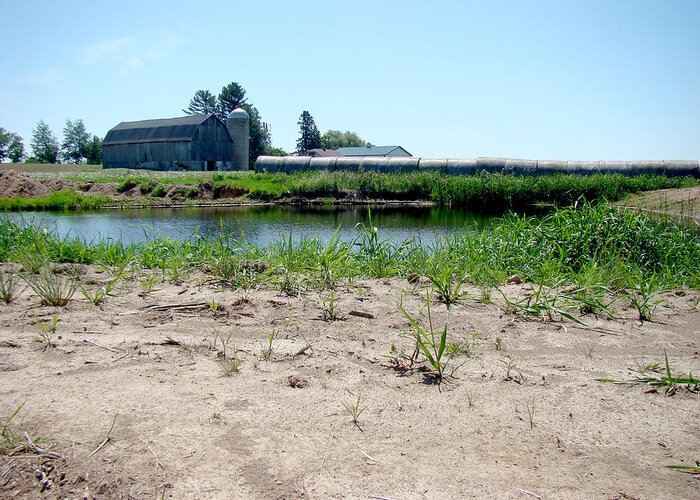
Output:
[{"xmin": 102, "ymin": 111, "xmax": 249, "ymax": 171}]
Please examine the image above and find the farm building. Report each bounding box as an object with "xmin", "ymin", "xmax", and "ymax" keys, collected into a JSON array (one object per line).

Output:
[
  {"xmin": 335, "ymin": 145, "xmax": 412, "ymax": 157},
  {"xmin": 102, "ymin": 109, "xmax": 249, "ymax": 171}
]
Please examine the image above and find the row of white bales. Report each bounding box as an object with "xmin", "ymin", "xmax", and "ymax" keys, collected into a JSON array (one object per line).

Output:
[{"xmin": 255, "ymin": 156, "xmax": 700, "ymax": 177}]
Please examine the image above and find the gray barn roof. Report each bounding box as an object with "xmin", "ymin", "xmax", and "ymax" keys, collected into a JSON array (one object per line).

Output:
[
  {"xmin": 103, "ymin": 114, "xmax": 218, "ymax": 146},
  {"xmin": 336, "ymin": 145, "xmax": 412, "ymax": 157}
]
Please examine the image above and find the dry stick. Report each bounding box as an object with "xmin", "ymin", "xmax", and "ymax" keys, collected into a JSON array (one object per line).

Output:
[
  {"xmin": 23, "ymin": 433, "xmax": 62, "ymax": 459},
  {"xmin": 89, "ymin": 414, "xmax": 118, "ymax": 457},
  {"xmin": 517, "ymin": 487, "xmax": 542, "ymax": 499},
  {"xmin": 148, "ymin": 445, "xmax": 165, "ymax": 470},
  {"xmin": 81, "ymin": 338, "xmax": 120, "ymax": 353},
  {"xmin": 369, "ymin": 496, "xmax": 399, "ymax": 500},
  {"xmin": 361, "ymin": 451, "xmax": 378, "ymax": 464}
]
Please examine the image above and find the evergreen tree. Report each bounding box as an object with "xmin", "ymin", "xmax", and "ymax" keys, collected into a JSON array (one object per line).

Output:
[
  {"xmin": 61, "ymin": 118, "xmax": 90, "ymax": 163},
  {"xmin": 295, "ymin": 111, "xmax": 320, "ymax": 155},
  {"xmin": 216, "ymin": 82, "xmax": 247, "ymax": 121},
  {"xmin": 184, "ymin": 82, "xmax": 273, "ymax": 167},
  {"xmin": 30, "ymin": 120, "xmax": 59, "ymax": 164},
  {"xmin": 183, "ymin": 90, "xmax": 217, "ymax": 115},
  {"xmin": 85, "ymin": 135, "xmax": 103, "ymax": 165}
]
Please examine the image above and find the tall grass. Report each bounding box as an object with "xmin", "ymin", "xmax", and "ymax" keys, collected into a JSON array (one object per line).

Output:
[
  {"xmin": 0, "ymin": 191, "xmax": 109, "ymax": 211},
  {"xmin": 0, "ymin": 203, "xmax": 698, "ymax": 291},
  {"xmin": 21, "ymin": 170, "xmax": 699, "ymax": 211}
]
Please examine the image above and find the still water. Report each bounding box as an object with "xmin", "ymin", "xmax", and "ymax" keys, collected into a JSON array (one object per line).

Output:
[{"xmin": 1, "ymin": 205, "xmax": 495, "ymax": 247}]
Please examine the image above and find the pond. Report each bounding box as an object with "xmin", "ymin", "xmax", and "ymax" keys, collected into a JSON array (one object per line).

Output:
[{"xmin": 0, "ymin": 205, "xmax": 496, "ymax": 247}]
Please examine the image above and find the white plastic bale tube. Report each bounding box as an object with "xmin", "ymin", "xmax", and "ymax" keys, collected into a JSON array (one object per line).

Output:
[
  {"xmin": 504, "ymin": 158, "xmax": 537, "ymax": 175},
  {"xmin": 255, "ymin": 156, "xmax": 285, "ymax": 173},
  {"xmin": 282, "ymin": 156, "xmax": 311, "ymax": 173},
  {"xmin": 476, "ymin": 157, "xmax": 508, "ymax": 173},
  {"xmin": 335, "ymin": 157, "xmax": 364, "ymax": 172},
  {"xmin": 419, "ymin": 158, "xmax": 448, "ymax": 173},
  {"xmin": 599, "ymin": 160, "xmax": 630, "ymax": 175},
  {"xmin": 567, "ymin": 160, "xmax": 600, "ymax": 176},
  {"xmin": 369, "ymin": 157, "xmax": 420, "ymax": 173},
  {"xmin": 536, "ymin": 160, "xmax": 567, "ymax": 175},
  {"xmin": 627, "ymin": 161, "xmax": 665, "ymax": 176},
  {"xmin": 308, "ymin": 157, "xmax": 338, "ymax": 171},
  {"xmin": 664, "ymin": 160, "xmax": 699, "ymax": 177},
  {"xmin": 446, "ymin": 158, "xmax": 477, "ymax": 175}
]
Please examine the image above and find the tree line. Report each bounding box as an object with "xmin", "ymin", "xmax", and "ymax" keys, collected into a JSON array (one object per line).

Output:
[
  {"xmin": 295, "ymin": 110, "xmax": 368, "ymax": 155},
  {"xmin": 0, "ymin": 120, "xmax": 102, "ymax": 165},
  {"xmin": 2, "ymin": 81, "xmax": 368, "ymax": 166}
]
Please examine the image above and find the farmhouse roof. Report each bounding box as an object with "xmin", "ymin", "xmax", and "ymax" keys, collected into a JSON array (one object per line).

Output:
[
  {"xmin": 103, "ymin": 114, "xmax": 218, "ymax": 146},
  {"xmin": 336, "ymin": 145, "xmax": 412, "ymax": 157},
  {"xmin": 307, "ymin": 148, "xmax": 341, "ymax": 157}
]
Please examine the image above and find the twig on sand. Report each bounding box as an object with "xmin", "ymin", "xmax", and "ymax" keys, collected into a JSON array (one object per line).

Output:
[
  {"xmin": 23, "ymin": 433, "xmax": 62, "ymax": 459},
  {"xmin": 81, "ymin": 337, "xmax": 120, "ymax": 353},
  {"xmin": 517, "ymin": 487, "xmax": 542, "ymax": 499},
  {"xmin": 148, "ymin": 445, "xmax": 165, "ymax": 469},
  {"xmin": 120, "ymin": 302, "xmax": 208, "ymax": 316},
  {"xmin": 361, "ymin": 451, "xmax": 378, "ymax": 464},
  {"xmin": 89, "ymin": 414, "xmax": 118, "ymax": 457},
  {"xmin": 369, "ymin": 496, "xmax": 399, "ymax": 500}
]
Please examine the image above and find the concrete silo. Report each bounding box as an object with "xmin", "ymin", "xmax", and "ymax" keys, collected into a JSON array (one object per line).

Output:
[{"xmin": 226, "ymin": 107, "xmax": 250, "ymax": 170}]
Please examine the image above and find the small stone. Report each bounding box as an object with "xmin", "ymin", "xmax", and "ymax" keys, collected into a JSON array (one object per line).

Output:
[
  {"xmin": 506, "ymin": 274, "xmax": 522, "ymax": 285},
  {"xmin": 288, "ymin": 375, "xmax": 308, "ymax": 389}
]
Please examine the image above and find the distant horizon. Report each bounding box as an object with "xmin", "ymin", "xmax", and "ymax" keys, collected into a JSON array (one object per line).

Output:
[{"xmin": 1, "ymin": 1, "xmax": 699, "ymax": 161}]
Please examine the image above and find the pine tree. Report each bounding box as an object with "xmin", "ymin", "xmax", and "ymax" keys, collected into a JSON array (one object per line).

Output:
[
  {"xmin": 183, "ymin": 90, "xmax": 217, "ymax": 115},
  {"xmin": 295, "ymin": 111, "xmax": 320, "ymax": 155},
  {"xmin": 216, "ymin": 82, "xmax": 247, "ymax": 121}
]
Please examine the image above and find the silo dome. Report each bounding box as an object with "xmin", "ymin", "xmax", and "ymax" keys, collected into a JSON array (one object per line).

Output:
[{"xmin": 227, "ymin": 107, "xmax": 249, "ymax": 121}]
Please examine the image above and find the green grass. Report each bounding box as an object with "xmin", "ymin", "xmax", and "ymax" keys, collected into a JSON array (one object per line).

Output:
[
  {"xmin": 0, "ymin": 203, "xmax": 698, "ymax": 295},
  {"xmin": 0, "ymin": 190, "xmax": 110, "ymax": 211},
  {"xmin": 21, "ymin": 169, "xmax": 699, "ymax": 212}
]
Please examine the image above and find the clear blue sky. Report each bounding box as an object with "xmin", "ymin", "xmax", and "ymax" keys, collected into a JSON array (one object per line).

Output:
[{"xmin": 1, "ymin": 0, "xmax": 698, "ymax": 160}]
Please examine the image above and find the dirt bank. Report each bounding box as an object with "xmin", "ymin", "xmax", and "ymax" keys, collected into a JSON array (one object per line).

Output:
[
  {"xmin": 619, "ymin": 186, "xmax": 700, "ymax": 225},
  {"xmin": 0, "ymin": 170, "xmax": 249, "ymax": 204},
  {"xmin": 1, "ymin": 266, "xmax": 698, "ymax": 498}
]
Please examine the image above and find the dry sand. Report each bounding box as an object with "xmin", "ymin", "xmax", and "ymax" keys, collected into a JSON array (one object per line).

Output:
[{"xmin": 0, "ymin": 266, "xmax": 698, "ymax": 499}]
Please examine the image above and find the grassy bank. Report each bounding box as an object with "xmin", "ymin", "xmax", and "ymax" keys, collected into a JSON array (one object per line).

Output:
[
  {"xmin": 1, "ymin": 204, "xmax": 698, "ymax": 300},
  {"xmin": 0, "ymin": 190, "xmax": 110, "ymax": 211},
  {"xmin": 19, "ymin": 169, "xmax": 700, "ymax": 212}
]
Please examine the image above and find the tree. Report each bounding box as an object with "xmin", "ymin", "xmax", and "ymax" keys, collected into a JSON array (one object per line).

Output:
[
  {"xmin": 8, "ymin": 134, "xmax": 25, "ymax": 163},
  {"xmin": 61, "ymin": 118, "xmax": 90, "ymax": 164},
  {"xmin": 183, "ymin": 82, "xmax": 273, "ymax": 167},
  {"xmin": 242, "ymin": 104, "xmax": 272, "ymax": 166},
  {"xmin": 183, "ymin": 90, "xmax": 217, "ymax": 115},
  {"xmin": 320, "ymin": 130, "xmax": 367, "ymax": 149},
  {"xmin": 30, "ymin": 120, "xmax": 59, "ymax": 164},
  {"xmin": 216, "ymin": 82, "xmax": 247, "ymax": 121},
  {"xmin": 295, "ymin": 111, "xmax": 321, "ymax": 155},
  {"xmin": 85, "ymin": 135, "xmax": 103, "ymax": 165}
]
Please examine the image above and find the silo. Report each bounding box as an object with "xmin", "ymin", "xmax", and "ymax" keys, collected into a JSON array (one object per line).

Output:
[{"xmin": 226, "ymin": 108, "xmax": 250, "ymax": 171}]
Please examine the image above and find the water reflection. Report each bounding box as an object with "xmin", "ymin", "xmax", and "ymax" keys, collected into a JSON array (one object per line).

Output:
[{"xmin": 1, "ymin": 205, "xmax": 493, "ymax": 246}]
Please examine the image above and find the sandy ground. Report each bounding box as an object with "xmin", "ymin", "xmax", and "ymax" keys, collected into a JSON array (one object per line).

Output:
[
  {"xmin": 0, "ymin": 266, "xmax": 698, "ymax": 499},
  {"xmin": 618, "ymin": 186, "xmax": 700, "ymax": 227}
]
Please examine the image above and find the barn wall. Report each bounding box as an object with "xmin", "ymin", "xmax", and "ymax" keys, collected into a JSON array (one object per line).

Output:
[
  {"xmin": 191, "ymin": 116, "xmax": 235, "ymax": 166},
  {"xmin": 103, "ymin": 141, "xmax": 193, "ymax": 169}
]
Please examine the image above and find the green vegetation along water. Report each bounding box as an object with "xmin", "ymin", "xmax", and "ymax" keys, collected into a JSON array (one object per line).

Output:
[
  {"xmin": 1, "ymin": 203, "xmax": 698, "ymax": 293},
  {"xmin": 12, "ymin": 170, "xmax": 698, "ymax": 212},
  {"xmin": 0, "ymin": 205, "xmax": 491, "ymax": 246}
]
